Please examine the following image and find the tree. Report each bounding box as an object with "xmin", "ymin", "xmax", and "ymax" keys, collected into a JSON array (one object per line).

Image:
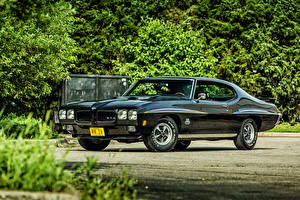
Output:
[
  {"xmin": 113, "ymin": 19, "xmax": 218, "ymax": 83},
  {"xmin": 0, "ymin": 0, "xmax": 76, "ymax": 115}
]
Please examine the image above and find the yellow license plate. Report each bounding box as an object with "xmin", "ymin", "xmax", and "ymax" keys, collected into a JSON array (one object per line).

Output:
[{"xmin": 90, "ymin": 127, "xmax": 105, "ymax": 136}]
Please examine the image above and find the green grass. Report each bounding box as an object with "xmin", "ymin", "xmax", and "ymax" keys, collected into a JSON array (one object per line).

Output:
[{"xmin": 266, "ymin": 122, "xmax": 300, "ymax": 133}]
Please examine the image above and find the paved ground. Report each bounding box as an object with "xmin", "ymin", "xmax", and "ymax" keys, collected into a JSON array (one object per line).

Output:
[{"xmin": 55, "ymin": 137, "xmax": 300, "ymax": 200}]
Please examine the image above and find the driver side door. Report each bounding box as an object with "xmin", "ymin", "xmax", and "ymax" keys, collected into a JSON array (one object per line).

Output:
[{"xmin": 189, "ymin": 81, "xmax": 237, "ymax": 133}]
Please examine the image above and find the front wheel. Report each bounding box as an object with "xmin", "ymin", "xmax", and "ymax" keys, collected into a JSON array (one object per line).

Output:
[
  {"xmin": 234, "ymin": 118, "xmax": 258, "ymax": 150},
  {"xmin": 143, "ymin": 117, "xmax": 178, "ymax": 152},
  {"xmin": 78, "ymin": 138, "xmax": 110, "ymax": 151}
]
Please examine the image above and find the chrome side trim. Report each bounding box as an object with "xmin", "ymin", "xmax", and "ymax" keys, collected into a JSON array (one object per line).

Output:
[{"xmin": 178, "ymin": 133, "xmax": 237, "ymax": 139}]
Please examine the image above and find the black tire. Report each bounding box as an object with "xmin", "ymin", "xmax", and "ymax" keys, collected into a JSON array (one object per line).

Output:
[
  {"xmin": 143, "ymin": 117, "xmax": 178, "ymax": 152},
  {"xmin": 234, "ymin": 118, "xmax": 258, "ymax": 150},
  {"xmin": 174, "ymin": 140, "xmax": 191, "ymax": 151},
  {"xmin": 143, "ymin": 136, "xmax": 156, "ymax": 152},
  {"xmin": 78, "ymin": 138, "xmax": 110, "ymax": 151}
]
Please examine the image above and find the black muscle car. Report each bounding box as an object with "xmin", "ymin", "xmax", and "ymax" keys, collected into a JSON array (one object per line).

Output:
[{"xmin": 58, "ymin": 77, "xmax": 281, "ymax": 152}]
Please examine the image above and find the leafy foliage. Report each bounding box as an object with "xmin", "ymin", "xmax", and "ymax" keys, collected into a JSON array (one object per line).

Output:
[
  {"xmin": 0, "ymin": 111, "xmax": 55, "ymax": 139},
  {"xmin": 0, "ymin": 138, "xmax": 72, "ymax": 191},
  {"xmin": 0, "ymin": 0, "xmax": 76, "ymax": 115},
  {"xmin": 113, "ymin": 19, "xmax": 217, "ymax": 82},
  {"xmin": 192, "ymin": 0, "xmax": 300, "ymax": 122},
  {"xmin": 70, "ymin": 0, "xmax": 171, "ymax": 74},
  {"xmin": 74, "ymin": 157, "xmax": 137, "ymax": 200},
  {"xmin": 0, "ymin": 138, "xmax": 138, "ymax": 199},
  {"xmin": 0, "ymin": 0, "xmax": 299, "ymax": 121},
  {"xmin": 110, "ymin": 0, "xmax": 299, "ymax": 122}
]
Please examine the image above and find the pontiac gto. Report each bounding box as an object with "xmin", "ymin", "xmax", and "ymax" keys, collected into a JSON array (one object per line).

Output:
[{"xmin": 58, "ymin": 77, "xmax": 281, "ymax": 152}]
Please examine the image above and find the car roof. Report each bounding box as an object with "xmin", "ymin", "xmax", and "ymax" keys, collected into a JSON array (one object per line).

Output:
[
  {"xmin": 140, "ymin": 76, "xmax": 236, "ymax": 87},
  {"xmin": 132, "ymin": 77, "xmax": 271, "ymax": 105},
  {"xmin": 139, "ymin": 76, "xmax": 251, "ymax": 96}
]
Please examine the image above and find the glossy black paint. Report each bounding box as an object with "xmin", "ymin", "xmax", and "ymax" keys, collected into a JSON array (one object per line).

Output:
[{"xmin": 59, "ymin": 77, "xmax": 281, "ymax": 141}]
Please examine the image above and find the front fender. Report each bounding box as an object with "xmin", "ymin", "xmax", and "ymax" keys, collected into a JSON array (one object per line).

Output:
[{"xmin": 138, "ymin": 107, "xmax": 197, "ymax": 135}]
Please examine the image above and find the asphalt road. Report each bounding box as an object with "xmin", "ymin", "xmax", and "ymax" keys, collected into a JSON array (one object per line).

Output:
[{"xmin": 55, "ymin": 137, "xmax": 300, "ymax": 200}]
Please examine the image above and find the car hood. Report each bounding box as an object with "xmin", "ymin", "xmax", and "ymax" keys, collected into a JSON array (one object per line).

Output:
[
  {"xmin": 61, "ymin": 96, "xmax": 190, "ymax": 111},
  {"xmin": 61, "ymin": 97, "xmax": 150, "ymax": 110}
]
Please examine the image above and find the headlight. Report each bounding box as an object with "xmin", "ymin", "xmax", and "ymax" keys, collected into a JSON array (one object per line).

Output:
[
  {"xmin": 67, "ymin": 109, "xmax": 75, "ymax": 119},
  {"xmin": 128, "ymin": 110, "xmax": 137, "ymax": 120},
  {"xmin": 59, "ymin": 109, "xmax": 66, "ymax": 120},
  {"xmin": 118, "ymin": 109, "xmax": 127, "ymax": 120}
]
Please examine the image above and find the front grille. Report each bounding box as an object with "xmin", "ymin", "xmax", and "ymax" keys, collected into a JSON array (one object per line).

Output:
[
  {"xmin": 76, "ymin": 111, "xmax": 91, "ymax": 122},
  {"xmin": 97, "ymin": 111, "xmax": 116, "ymax": 122}
]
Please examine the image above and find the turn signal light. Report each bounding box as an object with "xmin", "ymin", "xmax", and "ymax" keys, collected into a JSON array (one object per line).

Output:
[{"xmin": 142, "ymin": 120, "xmax": 147, "ymax": 126}]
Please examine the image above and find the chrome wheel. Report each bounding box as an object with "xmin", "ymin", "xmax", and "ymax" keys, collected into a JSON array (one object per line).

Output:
[
  {"xmin": 152, "ymin": 122, "xmax": 173, "ymax": 146},
  {"xmin": 242, "ymin": 122, "xmax": 255, "ymax": 145},
  {"xmin": 234, "ymin": 118, "xmax": 258, "ymax": 150},
  {"xmin": 143, "ymin": 117, "xmax": 178, "ymax": 152}
]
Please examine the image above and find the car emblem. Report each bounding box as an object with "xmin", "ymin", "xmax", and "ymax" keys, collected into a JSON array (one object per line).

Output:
[{"xmin": 185, "ymin": 118, "xmax": 191, "ymax": 125}]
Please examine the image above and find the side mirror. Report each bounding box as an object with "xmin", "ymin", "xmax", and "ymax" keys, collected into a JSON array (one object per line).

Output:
[
  {"xmin": 198, "ymin": 93, "xmax": 207, "ymax": 100},
  {"xmin": 195, "ymin": 93, "xmax": 207, "ymax": 102}
]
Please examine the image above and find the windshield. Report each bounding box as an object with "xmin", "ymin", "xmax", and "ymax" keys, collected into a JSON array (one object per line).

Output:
[{"xmin": 124, "ymin": 79, "xmax": 194, "ymax": 98}]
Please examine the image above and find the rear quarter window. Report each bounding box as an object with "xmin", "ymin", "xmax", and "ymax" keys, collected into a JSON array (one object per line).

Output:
[{"xmin": 195, "ymin": 82, "xmax": 236, "ymax": 101}]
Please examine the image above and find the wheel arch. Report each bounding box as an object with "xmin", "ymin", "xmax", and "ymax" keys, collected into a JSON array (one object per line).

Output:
[{"xmin": 249, "ymin": 116, "xmax": 262, "ymax": 131}]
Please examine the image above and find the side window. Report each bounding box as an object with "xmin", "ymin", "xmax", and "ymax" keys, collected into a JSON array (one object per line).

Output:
[{"xmin": 194, "ymin": 82, "xmax": 235, "ymax": 101}]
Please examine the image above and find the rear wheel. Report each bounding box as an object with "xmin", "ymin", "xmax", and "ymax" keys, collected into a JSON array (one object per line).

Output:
[
  {"xmin": 234, "ymin": 118, "xmax": 258, "ymax": 150},
  {"xmin": 174, "ymin": 140, "xmax": 191, "ymax": 151},
  {"xmin": 78, "ymin": 138, "xmax": 110, "ymax": 151},
  {"xmin": 143, "ymin": 117, "xmax": 178, "ymax": 152}
]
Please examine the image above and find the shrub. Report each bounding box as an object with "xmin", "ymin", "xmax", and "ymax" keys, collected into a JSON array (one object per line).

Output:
[
  {"xmin": 70, "ymin": 0, "xmax": 171, "ymax": 74},
  {"xmin": 113, "ymin": 18, "xmax": 218, "ymax": 83},
  {"xmin": 0, "ymin": 112, "xmax": 55, "ymax": 139},
  {"xmin": 0, "ymin": 138, "xmax": 73, "ymax": 191},
  {"xmin": 0, "ymin": 131, "xmax": 137, "ymax": 199},
  {"xmin": 0, "ymin": 0, "xmax": 76, "ymax": 116},
  {"xmin": 74, "ymin": 157, "xmax": 137, "ymax": 200},
  {"xmin": 80, "ymin": 173, "xmax": 137, "ymax": 200},
  {"xmin": 0, "ymin": 138, "xmax": 137, "ymax": 199}
]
